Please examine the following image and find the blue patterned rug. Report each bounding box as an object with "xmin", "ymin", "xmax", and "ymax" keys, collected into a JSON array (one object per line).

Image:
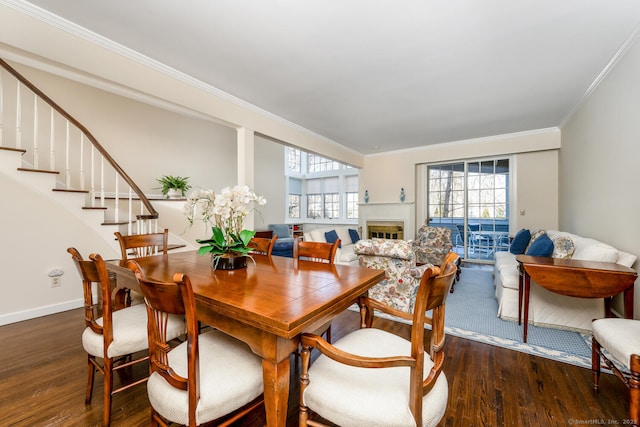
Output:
[{"xmin": 442, "ymin": 267, "xmax": 593, "ymax": 369}]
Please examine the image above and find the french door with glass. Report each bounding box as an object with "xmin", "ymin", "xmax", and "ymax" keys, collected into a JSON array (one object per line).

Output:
[{"xmin": 423, "ymin": 158, "xmax": 510, "ymax": 263}]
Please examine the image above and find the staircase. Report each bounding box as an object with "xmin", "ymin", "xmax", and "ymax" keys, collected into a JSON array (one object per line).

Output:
[{"xmin": 0, "ymin": 58, "xmax": 162, "ymax": 249}]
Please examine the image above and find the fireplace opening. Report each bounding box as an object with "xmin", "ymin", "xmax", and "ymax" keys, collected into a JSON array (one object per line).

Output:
[{"xmin": 366, "ymin": 221, "xmax": 404, "ymax": 240}]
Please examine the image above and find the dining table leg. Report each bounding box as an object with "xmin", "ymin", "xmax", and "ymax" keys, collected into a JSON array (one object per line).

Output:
[{"xmin": 262, "ymin": 356, "xmax": 291, "ymax": 426}]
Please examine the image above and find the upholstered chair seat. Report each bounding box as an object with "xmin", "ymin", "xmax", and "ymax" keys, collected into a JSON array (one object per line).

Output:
[
  {"xmin": 593, "ymin": 318, "xmax": 640, "ymax": 370},
  {"xmin": 81, "ymin": 304, "xmax": 184, "ymax": 358},
  {"xmin": 592, "ymin": 317, "xmax": 640, "ymax": 424},
  {"xmin": 147, "ymin": 329, "xmax": 264, "ymax": 425},
  {"xmin": 302, "ymin": 328, "xmax": 448, "ymax": 427}
]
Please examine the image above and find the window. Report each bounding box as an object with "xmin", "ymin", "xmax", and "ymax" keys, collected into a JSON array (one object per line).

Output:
[
  {"xmin": 285, "ymin": 148, "xmax": 358, "ymax": 222},
  {"xmin": 323, "ymin": 193, "xmax": 339, "ymax": 219},
  {"xmin": 288, "ymin": 194, "xmax": 300, "ymax": 219},
  {"xmin": 307, "ymin": 194, "xmax": 322, "ymax": 219},
  {"xmin": 307, "ymin": 153, "xmax": 340, "ymax": 173},
  {"xmin": 425, "ymin": 158, "xmax": 510, "ymax": 263},
  {"xmin": 288, "ymin": 148, "xmax": 301, "ymax": 173},
  {"xmin": 346, "ymin": 192, "xmax": 358, "ymax": 219}
]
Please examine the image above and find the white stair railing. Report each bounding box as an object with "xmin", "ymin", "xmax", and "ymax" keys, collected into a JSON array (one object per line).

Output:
[{"xmin": 0, "ymin": 58, "xmax": 158, "ymax": 233}]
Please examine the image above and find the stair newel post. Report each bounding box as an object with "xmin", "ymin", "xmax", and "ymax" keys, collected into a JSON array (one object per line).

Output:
[
  {"xmin": 33, "ymin": 95, "xmax": 38, "ymax": 169},
  {"xmin": 49, "ymin": 108, "xmax": 55, "ymax": 171}
]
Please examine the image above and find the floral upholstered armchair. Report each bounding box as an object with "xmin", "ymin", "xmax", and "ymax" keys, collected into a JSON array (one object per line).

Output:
[
  {"xmin": 354, "ymin": 238, "xmax": 432, "ymax": 314},
  {"xmin": 412, "ymin": 225, "xmax": 453, "ymax": 266}
]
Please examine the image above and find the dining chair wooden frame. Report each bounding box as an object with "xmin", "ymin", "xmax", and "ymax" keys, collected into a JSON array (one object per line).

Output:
[
  {"xmin": 114, "ymin": 229, "xmax": 169, "ymax": 260},
  {"xmin": 248, "ymin": 235, "xmax": 278, "ymax": 256},
  {"xmin": 293, "ymin": 237, "xmax": 340, "ymax": 344},
  {"xmin": 114, "ymin": 229, "xmax": 169, "ymax": 307},
  {"xmin": 298, "ymin": 252, "xmax": 458, "ymax": 427},
  {"xmin": 293, "ymin": 237, "xmax": 340, "ymax": 264},
  {"xmin": 67, "ymin": 247, "xmax": 150, "ymax": 427},
  {"xmin": 126, "ymin": 260, "xmax": 264, "ymax": 427}
]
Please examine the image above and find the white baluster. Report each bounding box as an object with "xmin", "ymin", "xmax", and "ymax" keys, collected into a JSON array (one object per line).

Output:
[
  {"xmin": 15, "ymin": 83, "xmax": 21, "ymax": 149},
  {"xmin": 65, "ymin": 121, "xmax": 70, "ymax": 188},
  {"xmin": 128, "ymin": 187, "xmax": 133, "ymax": 235},
  {"xmin": 79, "ymin": 134, "xmax": 85, "ymax": 190},
  {"xmin": 114, "ymin": 175, "xmax": 119, "ymax": 223},
  {"xmin": 33, "ymin": 95, "xmax": 38, "ymax": 169},
  {"xmin": 90, "ymin": 144, "xmax": 95, "ymax": 207},
  {"xmin": 100, "ymin": 155, "xmax": 105, "ymax": 207},
  {"xmin": 49, "ymin": 109, "xmax": 55, "ymax": 170}
]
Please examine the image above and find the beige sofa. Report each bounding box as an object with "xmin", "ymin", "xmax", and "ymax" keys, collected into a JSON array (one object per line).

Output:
[
  {"xmin": 303, "ymin": 226, "xmax": 360, "ymax": 266},
  {"xmin": 494, "ymin": 229, "xmax": 637, "ymax": 332}
]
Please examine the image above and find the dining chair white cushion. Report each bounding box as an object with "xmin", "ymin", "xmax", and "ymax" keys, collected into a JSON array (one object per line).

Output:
[
  {"xmin": 147, "ymin": 329, "xmax": 264, "ymax": 425},
  {"xmin": 303, "ymin": 328, "xmax": 448, "ymax": 427},
  {"xmin": 593, "ymin": 318, "xmax": 640, "ymax": 370},
  {"xmin": 82, "ymin": 304, "xmax": 185, "ymax": 358}
]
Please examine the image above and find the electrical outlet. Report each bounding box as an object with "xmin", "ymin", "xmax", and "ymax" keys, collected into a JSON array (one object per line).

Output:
[{"xmin": 51, "ymin": 276, "xmax": 61, "ymax": 288}]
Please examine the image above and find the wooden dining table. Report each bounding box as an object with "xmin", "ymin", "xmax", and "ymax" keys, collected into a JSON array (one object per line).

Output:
[{"xmin": 106, "ymin": 250, "xmax": 385, "ymax": 427}]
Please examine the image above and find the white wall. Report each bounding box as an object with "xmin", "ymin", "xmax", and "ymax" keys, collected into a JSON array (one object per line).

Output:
[
  {"xmin": 361, "ymin": 129, "xmax": 561, "ymax": 235},
  {"xmin": 9, "ymin": 62, "xmax": 238, "ymax": 194},
  {"xmin": 0, "ymin": 165, "xmax": 117, "ymax": 323},
  {"xmin": 561, "ymin": 35, "xmax": 640, "ymax": 315},
  {"xmin": 0, "ymin": 65, "xmax": 287, "ymax": 323}
]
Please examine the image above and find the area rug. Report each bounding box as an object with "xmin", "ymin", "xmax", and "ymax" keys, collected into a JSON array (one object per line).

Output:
[
  {"xmin": 351, "ymin": 266, "xmax": 594, "ymax": 370},
  {"xmin": 442, "ymin": 267, "xmax": 593, "ymax": 369}
]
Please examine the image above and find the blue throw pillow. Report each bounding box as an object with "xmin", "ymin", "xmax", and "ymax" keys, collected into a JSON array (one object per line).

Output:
[
  {"xmin": 525, "ymin": 233, "xmax": 554, "ymax": 257},
  {"xmin": 324, "ymin": 230, "xmax": 341, "ymax": 248},
  {"xmin": 348, "ymin": 228, "xmax": 360, "ymax": 243},
  {"xmin": 510, "ymin": 229, "xmax": 531, "ymax": 254}
]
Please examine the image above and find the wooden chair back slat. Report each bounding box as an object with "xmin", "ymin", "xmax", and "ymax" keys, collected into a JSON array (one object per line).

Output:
[
  {"xmin": 115, "ymin": 229, "xmax": 169, "ymax": 260},
  {"xmin": 293, "ymin": 238, "xmax": 339, "ymax": 264},
  {"xmin": 248, "ymin": 235, "xmax": 278, "ymax": 256}
]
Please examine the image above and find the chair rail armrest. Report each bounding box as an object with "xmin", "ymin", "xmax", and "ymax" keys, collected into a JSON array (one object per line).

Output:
[{"xmin": 300, "ymin": 333, "xmax": 416, "ymax": 369}]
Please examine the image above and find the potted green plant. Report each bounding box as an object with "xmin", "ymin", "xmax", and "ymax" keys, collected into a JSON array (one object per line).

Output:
[
  {"xmin": 184, "ymin": 185, "xmax": 267, "ymax": 269},
  {"xmin": 157, "ymin": 175, "xmax": 191, "ymax": 199}
]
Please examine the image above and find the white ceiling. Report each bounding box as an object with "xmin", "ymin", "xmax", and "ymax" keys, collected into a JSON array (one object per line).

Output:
[{"xmin": 18, "ymin": 0, "xmax": 640, "ymax": 154}]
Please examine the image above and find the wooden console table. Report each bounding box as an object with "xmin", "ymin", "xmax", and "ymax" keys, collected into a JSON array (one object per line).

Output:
[{"xmin": 516, "ymin": 255, "xmax": 637, "ymax": 342}]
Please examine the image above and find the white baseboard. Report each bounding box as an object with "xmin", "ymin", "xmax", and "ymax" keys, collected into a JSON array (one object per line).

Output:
[{"xmin": 0, "ymin": 299, "xmax": 84, "ymax": 326}]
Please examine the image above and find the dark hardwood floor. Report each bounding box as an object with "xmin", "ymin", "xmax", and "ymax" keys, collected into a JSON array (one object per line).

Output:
[{"xmin": 0, "ymin": 306, "xmax": 629, "ymax": 426}]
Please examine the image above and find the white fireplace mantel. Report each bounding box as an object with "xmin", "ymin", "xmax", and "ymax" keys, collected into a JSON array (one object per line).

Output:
[{"xmin": 359, "ymin": 202, "xmax": 416, "ymax": 241}]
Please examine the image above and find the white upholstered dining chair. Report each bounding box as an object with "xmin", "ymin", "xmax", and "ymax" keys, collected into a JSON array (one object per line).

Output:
[
  {"xmin": 298, "ymin": 253, "xmax": 458, "ymax": 427},
  {"xmin": 592, "ymin": 318, "xmax": 640, "ymax": 425},
  {"xmin": 127, "ymin": 260, "xmax": 265, "ymax": 426}
]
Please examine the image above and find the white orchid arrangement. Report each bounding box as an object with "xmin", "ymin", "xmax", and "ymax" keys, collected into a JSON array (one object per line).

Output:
[{"xmin": 184, "ymin": 185, "xmax": 266, "ymax": 257}]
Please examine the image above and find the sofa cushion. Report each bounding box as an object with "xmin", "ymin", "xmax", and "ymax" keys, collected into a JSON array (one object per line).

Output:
[
  {"xmin": 525, "ymin": 229, "xmax": 547, "ymax": 253},
  {"xmin": 572, "ymin": 238, "xmax": 619, "ymax": 263},
  {"xmin": 551, "ymin": 235, "xmax": 575, "ymax": 259},
  {"xmin": 526, "ymin": 233, "xmax": 554, "ymax": 257},
  {"xmin": 510, "ymin": 229, "xmax": 531, "ymax": 254},
  {"xmin": 334, "ymin": 227, "xmax": 353, "ymax": 246},
  {"xmin": 348, "ymin": 228, "xmax": 360, "ymax": 243},
  {"xmin": 337, "ymin": 244, "xmax": 358, "ymax": 262},
  {"xmin": 324, "ymin": 230, "xmax": 341, "ymax": 248},
  {"xmin": 617, "ymin": 251, "xmax": 638, "ymax": 268}
]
